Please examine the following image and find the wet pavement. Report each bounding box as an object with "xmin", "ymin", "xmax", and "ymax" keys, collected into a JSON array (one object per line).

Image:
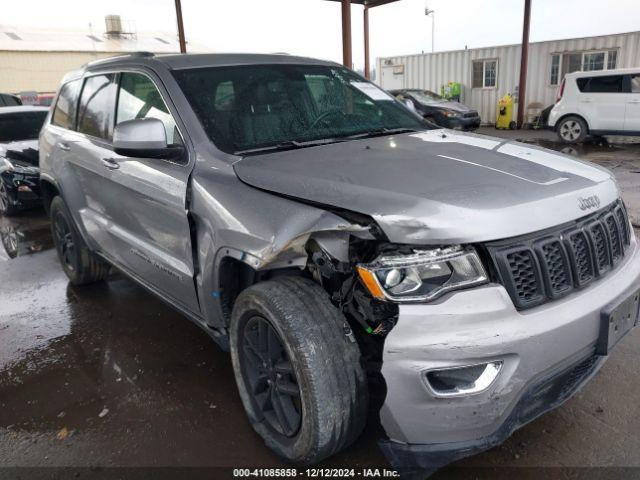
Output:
[{"xmin": 2, "ymin": 135, "xmax": 640, "ymax": 478}]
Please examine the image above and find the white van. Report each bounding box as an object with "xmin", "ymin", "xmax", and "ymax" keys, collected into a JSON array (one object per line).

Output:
[{"xmin": 548, "ymin": 68, "xmax": 640, "ymax": 143}]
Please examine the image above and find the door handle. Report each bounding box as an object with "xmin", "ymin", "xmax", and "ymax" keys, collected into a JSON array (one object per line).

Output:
[
  {"xmin": 629, "ymin": 99, "xmax": 640, "ymax": 104},
  {"xmin": 59, "ymin": 142, "xmax": 71, "ymax": 151},
  {"xmin": 101, "ymin": 158, "xmax": 120, "ymax": 170},
  {"xmin": 580, "ymin": 99, "xmax": 593, "ymax": 103}
]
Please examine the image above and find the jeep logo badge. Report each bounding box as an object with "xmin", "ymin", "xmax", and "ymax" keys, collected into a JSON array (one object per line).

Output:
[{"xmin": 578, "ymin": 195, "xmax": 601, "ymax": 211}]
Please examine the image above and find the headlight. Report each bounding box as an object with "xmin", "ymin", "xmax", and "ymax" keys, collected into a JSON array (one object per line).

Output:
[
  {"xmin": 442, "ymin": 110, "xmax": 460, "ymax": 118},
  {"xmin": 356, "ymin": 245, "xmax": 488, "ymax": 302}
]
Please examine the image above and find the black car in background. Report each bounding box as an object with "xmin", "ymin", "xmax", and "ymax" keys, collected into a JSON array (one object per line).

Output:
[
  {"xmin": 0, "ymin": 106, "xmax": 49, "ymax": 215},
  {"xmin": 391, "ymin": 89, "xmax": 481, "ymax": 131},
  {"xmin": 0, "ymin": 93, "xmax": 22, "ymax": 107}
]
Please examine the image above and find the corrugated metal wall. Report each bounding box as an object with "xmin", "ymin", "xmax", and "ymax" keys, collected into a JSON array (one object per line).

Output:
[
  {"xmin": 377, "ymin": 32, "xmax": 640, "ymax": 124},
  {"xmin": 0, "ymin": 51, "xmax": 116, "ymax": 93}
]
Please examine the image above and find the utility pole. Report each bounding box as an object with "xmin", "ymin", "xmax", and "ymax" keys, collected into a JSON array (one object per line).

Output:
[
  {"xmin": 175, "ymin": 0, "xmax": 187, "ymax": 53},
  {"xmin": 341, "ymin": 0, "xmax": 353, "ymax": 68},
  {"xmin": 516, "ymin": 0, "xmax": 531, "ymax": 128},
  {"xmin": 425, "ymin": 6, "xmax": 434, "ymax": 53},
  {"xmin": 364, "ymin": 6, "xmax": 370, "ymax": 78}
]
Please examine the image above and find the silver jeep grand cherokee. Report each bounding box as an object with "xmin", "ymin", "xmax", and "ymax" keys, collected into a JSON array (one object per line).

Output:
[{"xmin": 39, "ymin": 53, "xmax": 640, "ymax": 472}]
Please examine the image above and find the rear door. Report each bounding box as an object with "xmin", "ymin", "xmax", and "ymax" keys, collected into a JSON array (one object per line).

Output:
[
  {"xmin": 576, "ymin": 74, "xmax": 626, "ymax": 131},
  {"xmin": 625, "ymin": 73, "xmax": 640, "ymax": 132}
]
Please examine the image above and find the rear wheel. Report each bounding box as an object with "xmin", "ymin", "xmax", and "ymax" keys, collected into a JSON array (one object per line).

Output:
[
  {"xmin": 0, "ymin": 181, "xmax": 18, "ymax": 216},
  {"xmin": 50, "ymin": 196, "xmax": 110, "ymax": 285},
  {"xmin": 557, "ymin": 116, "xmax": 587, "ymax": 143},
  {"xmin": 230, "ymin": 276, "xmax": 368, "ymax": 465}
]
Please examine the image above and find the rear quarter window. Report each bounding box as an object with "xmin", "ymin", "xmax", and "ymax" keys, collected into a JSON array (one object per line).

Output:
[
  {"xmin": 576, "ymin": 75, "xmax": 625, "ymax": 93},
  {"xmin": 52, "ymin": 80, "xmax": 82, "ymax": 129}
]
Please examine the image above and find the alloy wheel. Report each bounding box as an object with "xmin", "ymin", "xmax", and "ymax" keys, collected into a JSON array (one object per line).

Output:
[
  {"xmin": 53, "ymin": 212, "xmax": 76, "ymax": 272},
  {"xmin": 240, "ymin": 315, "xmax": 302, "ymax": 437},
  {"xmin": 560, "ymin": 120, "xmax": 581, "ymax": 141}
]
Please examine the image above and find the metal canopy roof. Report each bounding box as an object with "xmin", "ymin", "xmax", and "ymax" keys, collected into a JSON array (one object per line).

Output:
[{"xmin": 323, "ymin": 0, "xmax": 402, "ymax": 77}]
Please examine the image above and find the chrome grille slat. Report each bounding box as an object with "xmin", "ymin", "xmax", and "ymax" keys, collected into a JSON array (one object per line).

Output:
[{"xmin": 487, "ymin": 200, "xmax": 631, "ymax": 310}]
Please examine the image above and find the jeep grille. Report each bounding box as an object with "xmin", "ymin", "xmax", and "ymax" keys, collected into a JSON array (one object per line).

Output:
[{"xmin": 486, "ymin": 200, "xmax": 632, "ymax": 310}]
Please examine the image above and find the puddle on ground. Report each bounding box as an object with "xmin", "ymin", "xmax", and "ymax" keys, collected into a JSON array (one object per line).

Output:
[{"xmin": 0, "ymin": 211, "xmax": 53, "ymax": 261}]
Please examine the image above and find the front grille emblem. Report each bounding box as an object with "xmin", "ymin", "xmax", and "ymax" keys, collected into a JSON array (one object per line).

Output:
[{"xmin": 578, "ymin": 195, "xmax": 601, "ymax": 211}]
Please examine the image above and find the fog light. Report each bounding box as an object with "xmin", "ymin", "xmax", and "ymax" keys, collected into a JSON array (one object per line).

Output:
[{"xmin": 424, "ymin": 361, "xmax": 502, "ymax": 397}]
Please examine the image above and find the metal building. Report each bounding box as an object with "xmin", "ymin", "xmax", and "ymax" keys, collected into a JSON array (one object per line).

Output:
[
  {"xmin": 0, "ymin": 16, "xmax": 207, "ymax": 96},
  {"xmin": 377, "ymin": 31, "xmax": 640, "ymax": 124}
]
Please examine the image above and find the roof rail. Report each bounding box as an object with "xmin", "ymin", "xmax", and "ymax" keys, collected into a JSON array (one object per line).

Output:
[
  {"xmin": 128, "ymin": 51, "xmax": 155, "ymax": 57},
  {"xmin": 85, "ymin": 51, "xmax": 156, "ymax": 68}
]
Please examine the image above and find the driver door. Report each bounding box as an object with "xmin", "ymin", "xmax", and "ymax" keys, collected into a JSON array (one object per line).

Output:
[{"xmin": 82, "ymin": 71, "xmax": 199, "ymax": 315}]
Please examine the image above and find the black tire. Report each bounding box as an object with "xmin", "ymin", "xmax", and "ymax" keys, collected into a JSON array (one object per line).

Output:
[
  {"xmin": 50, "ymin": 196, "xmax": 110, "ymax": 285},
  {"xmin": 557, "ymin": 115, "xmax": 588, "ymax": 143},
  {"xmin": 230, "ymin": 276, "xmax": 368, "ymax": 465},
  {"xmin": 0, "ymin": 181, "xmax": 18, "ymax": 216}
]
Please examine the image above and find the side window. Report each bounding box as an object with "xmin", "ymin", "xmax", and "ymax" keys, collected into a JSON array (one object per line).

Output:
[
  {"xmin": 77, "ymin": 74, "xmax": 117, "ymax": 140},
  {"xmin": 561, "ymin": 53, "xmax": 582, "ymax": 79},
  {"xmin": 583, "ymin": 52, "xmax": 605, "ymax": 71},
  {"xmin": 116, "ymin": 72, "xmax": 180, "ymax": 145},
  {"xmin": 484, "ymin": 60, "xmax": 497, "ymax": 88},
  {"xmin": 631, "ymin": 75, "xmax": 640, "ymax": 94},
  {"xmin": 550, "ymin": 54, "xmax": 560, "ymax": 85},
  {"xmin": 579, "ymin": 75, "xmax": 624, "ymax": 93},
  {"xmin": 472, "ymin": 60, "xmax": 497, "ymax": 88},
  {"xmin": 472, "ymin": 61, "xmax": 483, "ymax": 88},
  {"xmin": 52, "ymin": 80, "xmax": 81, "ymax": 130}
]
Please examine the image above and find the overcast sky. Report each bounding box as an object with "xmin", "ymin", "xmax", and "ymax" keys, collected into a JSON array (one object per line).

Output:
[{"xmin": 2, "ymin": 0, "xmax": 639, "ymax": 69}]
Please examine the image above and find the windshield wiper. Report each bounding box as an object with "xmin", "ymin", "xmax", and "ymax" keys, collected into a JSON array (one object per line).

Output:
[
  {"xmin": 233, "ymin": 137, "xmax": 347, "ymax": 156},
  {"xmin": 346, "ymin": 127, "xmax": 420, "ymax": 140}
]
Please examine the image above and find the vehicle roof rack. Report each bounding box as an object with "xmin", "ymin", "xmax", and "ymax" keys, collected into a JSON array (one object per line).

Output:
[
  {"xmin": 128, "ymin": 51, "xmax": 155, "ymax": 57},
  {"xmin": 85, "ymin": 51, "xmax": 156, "ymax": 68}
]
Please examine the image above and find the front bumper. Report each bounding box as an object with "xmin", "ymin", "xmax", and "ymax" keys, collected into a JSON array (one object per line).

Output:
[
  {"xmin": 443, "ymin": 116, "xmax": 481, "ymax": 131},
  {"xmin": 379, "ymin": 235, "xmax": 640, "ymax": 471}
]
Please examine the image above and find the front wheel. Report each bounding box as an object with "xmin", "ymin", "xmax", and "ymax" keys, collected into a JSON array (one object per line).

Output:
[
  {"xmin": 557, "ymin": 116, "xmax": 587, "ymax": 143},
  {"xmin": 230, "ymin": 276, "xmax": 368, "ymax": 465}
]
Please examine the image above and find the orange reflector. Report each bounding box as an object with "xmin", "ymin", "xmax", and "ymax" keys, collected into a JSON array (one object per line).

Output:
[{"xmin": 356, "ymin": 266, "xmax": 386, "ymax": 300}]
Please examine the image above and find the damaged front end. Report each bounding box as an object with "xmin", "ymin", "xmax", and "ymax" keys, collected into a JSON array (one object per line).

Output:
[{"xmin": 296, "ymin": 218, "xmax": 500, "ymax": 472}]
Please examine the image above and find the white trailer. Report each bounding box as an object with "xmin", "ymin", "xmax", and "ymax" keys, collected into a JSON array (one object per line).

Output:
[{"xmin": 377, "ymin": 31, "xmax": 640, "ymax": 124}]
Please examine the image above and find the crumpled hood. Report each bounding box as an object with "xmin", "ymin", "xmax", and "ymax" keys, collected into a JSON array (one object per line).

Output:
[
  {"xmin": 0, "ymin": 140, "xmax": 40, "ymax": 169},
  {"xmin": 234, "ymin": 130, "xmax": 618, "ymax": 244}
]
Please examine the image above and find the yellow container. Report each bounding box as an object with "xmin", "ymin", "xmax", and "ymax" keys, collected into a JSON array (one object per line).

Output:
[{"xmin": 495, "ymin": 93, "xmax": 516, "ymax": 130}]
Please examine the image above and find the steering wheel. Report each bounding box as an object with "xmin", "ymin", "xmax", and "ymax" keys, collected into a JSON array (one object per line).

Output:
[{"xmin": 308, "ymin": 109, "xmax": 347, "ymax": 130}]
